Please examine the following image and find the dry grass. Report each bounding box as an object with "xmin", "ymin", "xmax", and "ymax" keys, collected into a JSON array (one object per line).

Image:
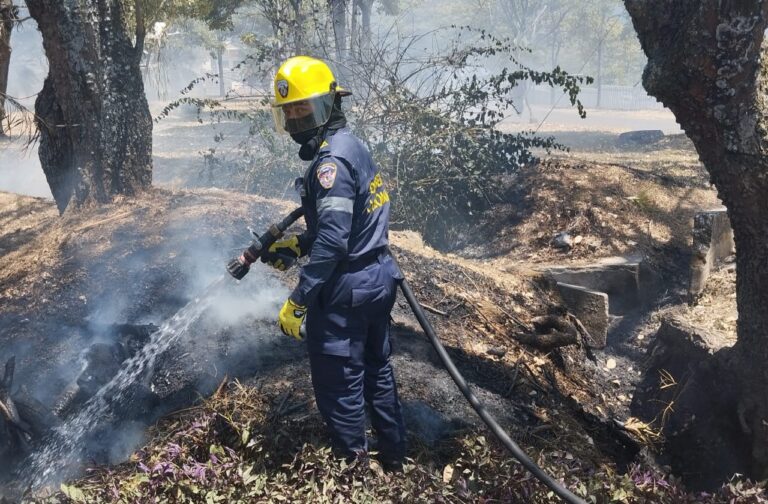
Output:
[{"xmin": 477, "ymin": 153, "xmax": 720, "ymax": 266}]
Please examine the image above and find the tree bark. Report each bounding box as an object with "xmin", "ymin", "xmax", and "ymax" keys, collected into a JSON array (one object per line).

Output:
[
  {"xmin": 289, "ymin": 0, "xmax": 303, "ymax": 54},
  {"xmin": 0, "ymin": 0, "xmax": 14, "ymax": 137},
  {"xmin": 625, "ymin": 0, "xmax": 768, "ymax": 482},
  {"xmin": 26, "ymin": 0, "xmax": 152, "ymax": 214},
  {"xmin": 330, "ymin": 0, "xmax": 347, "ymax": 63},
  {"xmin": 217, "ymin": 46, "xmax": 225, "ymax": 97},
  {"xmin": 349, "ymin": 0, "xmax": 359, "ymax": 59},
  {"xmin": 360, "ymin": 0, "xmax": 373, "ymax": 55}
]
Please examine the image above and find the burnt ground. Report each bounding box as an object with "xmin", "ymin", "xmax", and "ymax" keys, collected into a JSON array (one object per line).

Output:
[
  {"xmin": 0, "ymin": 113, "xmax": 746, "ymax": 500},
  {"xmin": 0, "ymin": 186, "xmax": 633, "ymax": 499}
]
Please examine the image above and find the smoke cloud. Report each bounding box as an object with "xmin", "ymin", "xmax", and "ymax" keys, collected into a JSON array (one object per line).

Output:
[{"xmin": 0, "ymin": 149, "xmax": 52, "ymax": 199}]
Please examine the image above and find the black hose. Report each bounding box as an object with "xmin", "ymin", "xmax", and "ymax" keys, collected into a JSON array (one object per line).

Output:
[{"xmin": 396, "ymin": 270, "xmax": 587, "ymax": 504}]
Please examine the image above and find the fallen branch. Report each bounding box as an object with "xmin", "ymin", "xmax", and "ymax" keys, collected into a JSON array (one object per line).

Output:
[
  {"xmin": 520, "ymin": 362, "xmax": 549, "ymax": 395},
  {"xmin": 566, "ymin": 313, "xmax": 597, "ymax": 362},
  {"xmin": 420, "ymin": 302, "xmax": 448, "ymax": 317},
  {"xmin": 213, "ymin": 375, "xmax": 229, "ymax": 398},
  {"xmin": 73, "ymin": 209, "xmax": 136, "ymax": 233}
]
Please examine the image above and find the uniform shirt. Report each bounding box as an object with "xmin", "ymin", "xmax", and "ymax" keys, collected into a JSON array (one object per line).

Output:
[{"xmin": 290, "ymin": 128, "xmax": 391, "ymax": 307}]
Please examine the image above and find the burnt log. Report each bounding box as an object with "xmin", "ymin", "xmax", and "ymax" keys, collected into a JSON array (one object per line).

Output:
[{"xmin": 514, "ymin": 315, "xmax": 578, "ymax": 350}]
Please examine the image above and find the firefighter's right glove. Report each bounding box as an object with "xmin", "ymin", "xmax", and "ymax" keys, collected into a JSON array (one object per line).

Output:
[
  {"xmin": 261, "ymin": 235, "xmax": 302, "ymax": 271},
  {"xmin": 278, "ymin": 298, "xmax": 306, "ymax": 340}
]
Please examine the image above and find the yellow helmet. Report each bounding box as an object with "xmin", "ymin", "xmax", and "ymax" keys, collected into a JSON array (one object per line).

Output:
[{"xmin": 271, "ymin": 56, "xmax": 350, "ymax": 135}]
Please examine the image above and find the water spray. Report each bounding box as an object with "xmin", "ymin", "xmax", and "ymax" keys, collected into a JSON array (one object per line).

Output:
[
  {"xmin": 228, "ymin": 207, "xmax": 586, "ymax": 504},
  {"xmin": 24, "ymin": 276, "xmax": 226, "ymax": 489}
]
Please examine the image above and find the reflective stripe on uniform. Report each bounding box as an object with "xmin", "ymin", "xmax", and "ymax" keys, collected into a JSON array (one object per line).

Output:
[{"xmin": 317, "ymin": 196, "xmax": 354, "ymax": 214}]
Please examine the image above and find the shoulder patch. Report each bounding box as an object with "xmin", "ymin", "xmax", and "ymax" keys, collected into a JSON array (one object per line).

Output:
[{"xmin": 317, "ymin": 162, "xmax": 337, "ymax": 189}]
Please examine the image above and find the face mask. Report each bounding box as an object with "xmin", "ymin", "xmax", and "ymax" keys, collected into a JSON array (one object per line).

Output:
[
  {"xmin": 290, "ymin": 128, "xmax": 318, "ymax": 146},
  {"xmin": 291, "ymin": 127, "xmax": 321, "ymax": 161}
]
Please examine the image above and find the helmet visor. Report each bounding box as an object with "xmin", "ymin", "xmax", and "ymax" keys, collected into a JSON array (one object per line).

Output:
[{"xmin": 271, "ymin": 93, "xmax": 335, "ymax": 135}]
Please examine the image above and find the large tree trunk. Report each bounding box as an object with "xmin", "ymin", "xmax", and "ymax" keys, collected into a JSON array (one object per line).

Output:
[
  {"xmin": 26, "ymin": 0, "xmax": 152, "ymax": 214},
  {"xmin": 0, "ymin": 0, "xmax": 14, "ymax": 137},
  {"xmin": 625, "ymin": 0, "xmax": 768, "ymax": 484}
]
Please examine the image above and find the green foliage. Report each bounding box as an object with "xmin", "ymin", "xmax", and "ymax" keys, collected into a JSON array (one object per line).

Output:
[
  {"xmin": 346, "ymin": 26, "xmax": 591, "ymax": 247},
  {"xmin": 125, "ymin": 0, "xmax": 245, "ymax": 31}
]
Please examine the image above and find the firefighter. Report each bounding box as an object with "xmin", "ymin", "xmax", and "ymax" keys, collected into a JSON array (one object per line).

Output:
[{"xmin": 263, "ymin": 56, "xmax": 406, "ymax": 469}]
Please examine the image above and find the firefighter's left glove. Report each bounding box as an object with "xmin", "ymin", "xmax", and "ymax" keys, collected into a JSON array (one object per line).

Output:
[
  {"xmin": 278, "ymin": 298, "xmax": 306, "ymax": 340},
  {"xmin": 261, "ymin": 235, "xmax": 302, "ymax": 271}
]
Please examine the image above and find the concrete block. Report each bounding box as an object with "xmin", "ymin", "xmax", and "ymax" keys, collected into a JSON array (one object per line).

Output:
[
  {"xmin": 547, "ymin": 263, "xmax": 639, "ymax": 314},
  {"xmin": 689, "ymin": 209, "xmax": 735, "ymax": 297},
  {"xmin": 556, "ymin": 282, "xmax": 609, "ymax": 348}
]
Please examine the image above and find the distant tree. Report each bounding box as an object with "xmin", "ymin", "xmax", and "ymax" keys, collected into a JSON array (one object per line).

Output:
[
  {"xmin": 330, "ymin": 0, "xmax": 347, "ymax": 63},
  {"xmin": 625, "ymin": 0, "xmax": 768, "ymax": 483},
  {"xmin": 0, "ymin": 0, "xmax": 18, "ymax": 137},
  {"xmin": 243, "ymin": 0, "xmax": 311, "ymax": 60},
  {"xmin": 349, "ymin": 0, "xmax": 378, "ymax": 57},
  {"xmin": 566, "ymin": 0, "xmax": 626, "ymax": 106},
  {"xmin": 26, "ymin": 0, "xmax": 152, "ymax": 213}
]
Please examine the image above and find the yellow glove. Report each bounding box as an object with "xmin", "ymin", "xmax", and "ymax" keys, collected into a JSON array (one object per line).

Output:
[
  {"xmin": 261, "ymin": 235, "xmax": 302, "ymax": 271},
  {"xmin": 278, "ymin": 298, "xmax": 306, "ymax": 340}
]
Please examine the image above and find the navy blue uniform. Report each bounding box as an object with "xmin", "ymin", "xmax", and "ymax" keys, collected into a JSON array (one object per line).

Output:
[{"xmin": 290, "ymin": 128, "xmax": 406, "ymax": 461}]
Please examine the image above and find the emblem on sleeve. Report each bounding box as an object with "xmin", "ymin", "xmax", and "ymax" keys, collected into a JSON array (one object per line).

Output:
[{"xmin": 317, "ymin": 162, "xmax": 337, "ymax": 189}]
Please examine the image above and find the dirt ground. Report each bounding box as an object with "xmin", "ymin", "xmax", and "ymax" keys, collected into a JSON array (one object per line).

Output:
[{"xmin": 0, "ymin": 105, "xmax": 741, "ymax": 498}]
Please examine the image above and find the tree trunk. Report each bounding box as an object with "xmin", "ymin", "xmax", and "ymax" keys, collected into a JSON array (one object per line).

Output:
[
  {"xmin": 349, "ymin": 0, "xmax": 359, "ymax": 60},
  {"xmin": 624, "ymin": 0, "xmax": 768, "ymax": 483},
  {"xmin": 290, "ymin": 0, "xmax": 303, "ymax": 54},
  {"xmin": 0, "ymin": 0, "xmax": 14, "ymax": 137},
  {"xmin": 330, "ymin": 0, "xmax": 347, "ymax": 63},
  {"xmin": 596, "ymin": 39, "xmax": 603, "ymax": 109},
  {"xmin": 550, "ymin": 38, "xmax": 560, "ymax": 106},
  {"xmin": 26, "ymin": 0, "xmax": 152, "ymax": 214},
  {"xmin": 360, "ymin": 0, "xmax": 373, "ymax": 55},
  {"xmin": 217, "ymin": 46, "xmax": 225, "ymax": 97}
]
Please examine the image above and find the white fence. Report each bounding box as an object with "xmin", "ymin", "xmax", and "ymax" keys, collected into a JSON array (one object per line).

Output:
[{"xmin": 526, "ymin": 84, "xmax": 664, "ymax": 111}]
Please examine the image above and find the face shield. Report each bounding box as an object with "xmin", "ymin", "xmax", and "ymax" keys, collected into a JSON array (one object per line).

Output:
[{"xmin": 271, "ymin": 93, "xmax": 335, "ymax": 135}]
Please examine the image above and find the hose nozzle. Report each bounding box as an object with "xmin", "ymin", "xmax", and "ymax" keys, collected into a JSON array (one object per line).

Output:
[{"xmin": 226, "ymin": 207, "xmax": 306, "ymax": 280}]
